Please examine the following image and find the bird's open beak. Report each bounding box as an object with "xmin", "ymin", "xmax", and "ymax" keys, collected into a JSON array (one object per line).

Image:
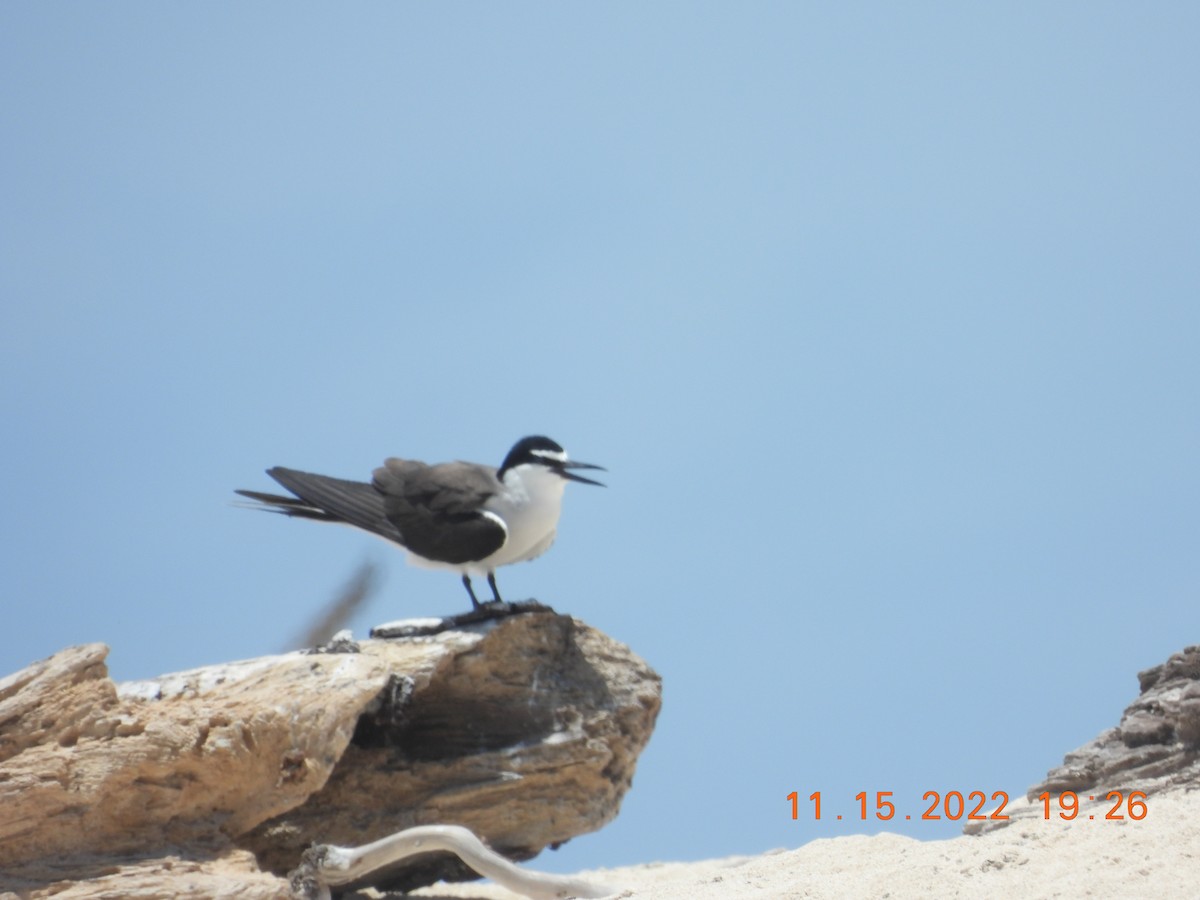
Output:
[{"xmin": 558, "ymin": 460, "xmax": 606, "ymax": 487}]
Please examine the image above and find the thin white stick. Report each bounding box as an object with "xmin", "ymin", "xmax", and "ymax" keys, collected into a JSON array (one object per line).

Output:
[{"xmin": 297, "ymin": 824, "xmax": 616, "ymax": 900}]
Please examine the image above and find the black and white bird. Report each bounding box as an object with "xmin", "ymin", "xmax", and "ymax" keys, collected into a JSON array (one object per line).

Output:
[{"xmin": 235, "ymin": 436, "xmax": 604, "ymax": 608}]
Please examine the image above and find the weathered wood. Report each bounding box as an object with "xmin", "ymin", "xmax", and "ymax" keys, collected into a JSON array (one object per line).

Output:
[
  {"xmin": 290, "ymin": 825, "xmax": 615, "ymax": 900},
  {"xmin": 964, "ymin": 644, "xmax": 1200, "ymax": 835},
  {"xmin": 0, "ymin": 609, "xmax": 660, "ymax": 898}
]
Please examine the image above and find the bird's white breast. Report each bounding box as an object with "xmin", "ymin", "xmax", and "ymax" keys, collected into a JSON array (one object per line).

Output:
[{"xmin": 481, "ymin": 464, "xmax": 567, "ymax": 569}]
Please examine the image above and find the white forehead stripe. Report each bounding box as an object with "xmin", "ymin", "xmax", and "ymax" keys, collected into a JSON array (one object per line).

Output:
[{"xmin": 530, "ymin": 448, "xmax": 568, "ymax": 463}]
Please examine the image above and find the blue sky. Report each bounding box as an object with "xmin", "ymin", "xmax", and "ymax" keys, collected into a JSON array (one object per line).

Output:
[{"xmin": 2, "ymin": 2, "xmax": 1198, "ymax": 874}]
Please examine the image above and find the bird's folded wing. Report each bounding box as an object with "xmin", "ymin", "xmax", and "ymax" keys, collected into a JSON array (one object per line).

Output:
[{"xmin": 373, "ymin": 459, "xmax": 507, "ymax": 564}]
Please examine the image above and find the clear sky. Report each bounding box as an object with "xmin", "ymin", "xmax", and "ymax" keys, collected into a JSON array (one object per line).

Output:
[{"xmin": 2, "ymin": 2, "xmax": 1198, "ymax": 875}]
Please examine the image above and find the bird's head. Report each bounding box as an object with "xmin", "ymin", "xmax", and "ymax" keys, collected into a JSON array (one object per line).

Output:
[{"xmin": 498, "ymin": 435, "xmax": 606, "ymax": 486}]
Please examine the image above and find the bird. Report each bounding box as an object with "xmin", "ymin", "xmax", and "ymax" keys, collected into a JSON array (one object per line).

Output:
[{"xmin": 235, "ymin": 435, "xmax": 605, "ymax": 609}]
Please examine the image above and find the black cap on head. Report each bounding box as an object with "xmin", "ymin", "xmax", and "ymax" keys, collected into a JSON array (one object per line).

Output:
[{"xmin": 498, "ymin": 435, "xmax": 606, "ymax": 486}]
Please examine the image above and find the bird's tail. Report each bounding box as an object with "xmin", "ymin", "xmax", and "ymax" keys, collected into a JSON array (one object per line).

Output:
[
  {"xmin": 235, "ymin": 468, "xmax": 405, "ymax": 544},
  {"xmin": 233, "ymin": 488, "xmax": 342, "ymax": 522}
]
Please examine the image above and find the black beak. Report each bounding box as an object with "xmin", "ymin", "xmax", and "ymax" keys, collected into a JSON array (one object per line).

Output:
[{"xmin": 558, "ymin": 460, "xmax": 606, "ymax": 487}]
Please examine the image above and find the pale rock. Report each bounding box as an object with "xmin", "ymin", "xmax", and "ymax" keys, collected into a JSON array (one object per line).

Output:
[{"xmin": 0, "ymin": 609, "xmax": 660, "ymax": 897}]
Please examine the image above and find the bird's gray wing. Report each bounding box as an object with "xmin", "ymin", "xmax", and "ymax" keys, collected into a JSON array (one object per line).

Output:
[
  {"xmin": 241, "ymin": 467, "xmax": 406, "ymax": 545},
  {"xmin": 373, "ymin": 459, "xmax": 506, "ymax": 564}
]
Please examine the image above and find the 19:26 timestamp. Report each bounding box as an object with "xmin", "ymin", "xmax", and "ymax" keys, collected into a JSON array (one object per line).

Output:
[{"xmin": 788, "ymin": 790, "xmax": 1148, "ymax": 822}]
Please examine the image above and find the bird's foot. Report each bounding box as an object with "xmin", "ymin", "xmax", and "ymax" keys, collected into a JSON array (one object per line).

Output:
[
  {"xmin": 370, "ymin": 600, "xmax": 553, "ymax": 639},
  {"xmin": 459, "ymin": 598, "xmax": 551, "ymax": 623}
]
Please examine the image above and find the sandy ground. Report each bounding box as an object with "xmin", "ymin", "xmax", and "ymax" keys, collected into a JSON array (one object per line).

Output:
[{"xmin": 411, "ymin": 788, "xmax": 1200, "ymax": 899}]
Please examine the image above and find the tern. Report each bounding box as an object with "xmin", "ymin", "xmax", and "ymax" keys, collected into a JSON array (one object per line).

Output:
[{"xmin": 236, "ymin": 435, "xmax": 605, "ymax": 608}]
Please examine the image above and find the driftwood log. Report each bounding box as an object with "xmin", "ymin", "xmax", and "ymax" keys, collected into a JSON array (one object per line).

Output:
[
  {"xmin": 0, "ymin": 608, "xmax": 661, "ymax": 898},
  {"xmin": 290, "ymin": 824, "xmax": 615, "ymax": 899}
]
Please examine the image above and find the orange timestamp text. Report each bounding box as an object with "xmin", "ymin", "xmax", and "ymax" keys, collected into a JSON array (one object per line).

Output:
[{"xmin": 787, "ymin": 790, "xmax": 1148, "ymax": 823}]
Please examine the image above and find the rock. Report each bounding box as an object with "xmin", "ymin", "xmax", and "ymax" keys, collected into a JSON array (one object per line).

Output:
[
  {"xmin": 965, "ymin": 644, "xmax": 1200, "ymax": 834},
  {"xmin": 0, "ymin": 608, "xmax": 661, "ymax": 897}
]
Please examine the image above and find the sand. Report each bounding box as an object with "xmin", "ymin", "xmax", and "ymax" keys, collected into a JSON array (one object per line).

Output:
[{"xmin": 412, "ymin": 788, "xmax": 1200, "ymax": 899}]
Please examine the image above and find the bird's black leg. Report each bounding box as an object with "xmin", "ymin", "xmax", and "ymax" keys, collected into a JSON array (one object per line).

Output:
[
  {"xmin": 462, "ymin": 574, "xmax": 482, "ymax": 610},
  {"xmin": 487, "ymin": 572, "xmax": 503, "ymax": 603}
]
